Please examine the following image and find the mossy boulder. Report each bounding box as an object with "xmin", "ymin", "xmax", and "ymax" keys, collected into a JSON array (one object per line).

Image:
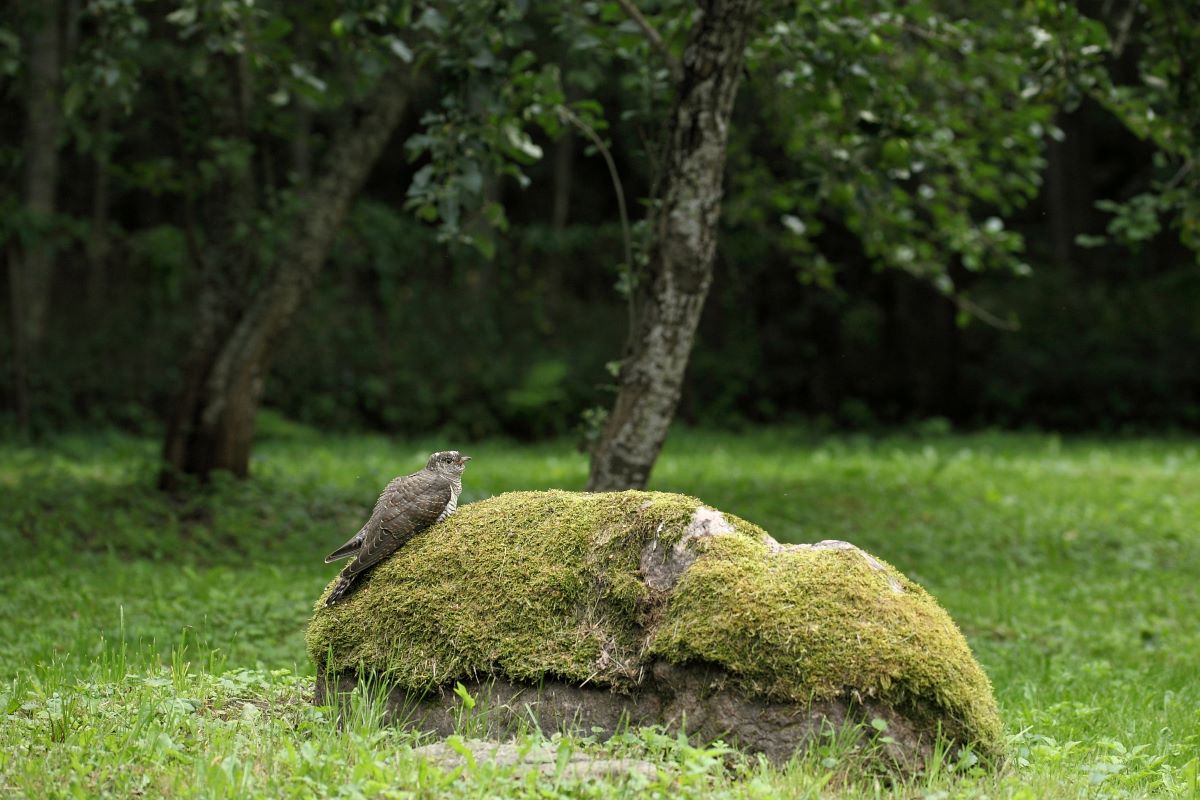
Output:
[{"xmin": 307, "ymin": 491, "xmax": 1001, "ymax": 762}]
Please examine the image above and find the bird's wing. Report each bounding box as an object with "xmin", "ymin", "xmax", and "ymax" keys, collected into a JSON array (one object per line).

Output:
[
  {"xmin": 337, "ymin": 471, "xmax": 453, "ymax": 581},
  {"xmin": 326, "ymin": 468, "xmax": 422, "ymax": 563}
]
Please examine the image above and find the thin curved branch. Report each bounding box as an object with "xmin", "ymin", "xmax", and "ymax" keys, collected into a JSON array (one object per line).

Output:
[
  {"xmin": 950, "ymin": 293, "xmax": 1021, "ymax": 331},
  {"xmin": 557, "ymin": 105, "xmax": 637, "ymax": 336},
  {"xmin": 614, "ymin": 0, "xmax": 683, "ymax": 83}
]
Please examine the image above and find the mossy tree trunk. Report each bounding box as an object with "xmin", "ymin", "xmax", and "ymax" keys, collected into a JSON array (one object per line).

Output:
[
  {"xmin": 159, "ymin": 72, "xmax": 417, "ymax": 490},
  {"xmin": 587, "ymin": 0, "xmax": 760, "ymax": 491}
]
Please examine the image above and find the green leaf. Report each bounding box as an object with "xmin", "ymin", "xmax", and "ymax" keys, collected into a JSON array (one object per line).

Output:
[
  {"xmin": 416, "ymin": 8, "xmax": 447, "ymax": 34},
  {"xmin": 452, "ymin": 682, "xmax": 476, "ymax": 710},
  {"xmin": 388, "ymin": 37, "xmax": 413, "ymax": 64},
  {"xmin": 165, "ymin": 8, "xmax": 196, "ymax": 26},
  {"xmin": 504, "ymin": 125, "xmax": 543, "ymax": 162},
  {"xmin": 445, "ymin": 735, "xmax": 477, "ymax": 770},
  {"xmin": 259, "ymin": 17, "xmax": 292, "ymax": 41}
]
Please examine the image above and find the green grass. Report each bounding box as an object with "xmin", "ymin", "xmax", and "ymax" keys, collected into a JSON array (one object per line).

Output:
[{"xmin": 2, "ymin": 421, "xmax": 1198, "ymax": 797}]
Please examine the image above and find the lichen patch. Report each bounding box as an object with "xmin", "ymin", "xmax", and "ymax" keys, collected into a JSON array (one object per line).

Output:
[{"xmin": 640, "ymin": 506, "xmax": 734, "ymax": 591}]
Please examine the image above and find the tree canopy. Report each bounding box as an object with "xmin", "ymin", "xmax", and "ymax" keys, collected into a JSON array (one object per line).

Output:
[{"xmin": 2, "ymin": 0, "xmax": 1197, "ymax": 482}]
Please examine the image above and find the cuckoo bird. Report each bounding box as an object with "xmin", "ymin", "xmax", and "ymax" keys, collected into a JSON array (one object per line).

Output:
[{"xmin": 323, "ymin": 450, "xmax": 470, "ymax": 605}]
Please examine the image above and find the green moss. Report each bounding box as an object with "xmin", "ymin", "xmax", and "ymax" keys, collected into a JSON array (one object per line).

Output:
[
  {"xmin": 647, "ymin": 535, "xmax": 1002, "ymax": 752},
  {"xmin": 306, "ymin": 490, "xmax": 1001, "ymax": 754},
  {"xmin": 306, "ymin": 491, "xmax": 700, "ymax": 686}
]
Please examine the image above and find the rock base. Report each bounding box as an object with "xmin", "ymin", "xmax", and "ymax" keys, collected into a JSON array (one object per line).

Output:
[{"xmin": 316, "ymin": 660, "xmax": 932, "ymax": 766}]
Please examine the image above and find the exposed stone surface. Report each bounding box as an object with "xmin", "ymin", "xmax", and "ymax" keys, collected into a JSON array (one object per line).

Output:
[
  {"xmin": 640, "ymin": 505, "xmax": 734, "ymax": 590},
  {"xmin": 412, "ymin": 739, "xmax": 659, "ymax": 781},
  {"xmin": 308, "ymin": 490, "xmax": 1001, "ymax": 766}
]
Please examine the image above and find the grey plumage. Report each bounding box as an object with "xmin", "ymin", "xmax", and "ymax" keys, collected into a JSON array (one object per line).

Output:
[{"xmin": 324, "ymin": 450, "xmax": 470, "ymax": 606}]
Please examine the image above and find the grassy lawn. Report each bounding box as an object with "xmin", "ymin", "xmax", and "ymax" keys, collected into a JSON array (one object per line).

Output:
[{"xmin": 1, "ymin": 422, "xmax": 1198, "ymax": 798}]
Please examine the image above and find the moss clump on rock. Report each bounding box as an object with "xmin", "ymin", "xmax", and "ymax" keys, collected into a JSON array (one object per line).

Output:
[{"xmin": 306, "ymin": 490, "xmax": 1001, "ymax": 757}]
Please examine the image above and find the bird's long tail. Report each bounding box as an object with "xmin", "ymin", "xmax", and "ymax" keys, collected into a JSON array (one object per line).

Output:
[
  {"xmin": 324, "ymin": 535, "xmax": 362, "ymax": 564},
  {"xmin": 325, "ymin": 573, "xmax": 360, "ymax": 606}
]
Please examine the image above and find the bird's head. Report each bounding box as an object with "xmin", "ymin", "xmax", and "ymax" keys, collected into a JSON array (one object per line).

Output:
[{"xmin": 426, "ymin": 450, "xmax": 471, "ymax": 476}]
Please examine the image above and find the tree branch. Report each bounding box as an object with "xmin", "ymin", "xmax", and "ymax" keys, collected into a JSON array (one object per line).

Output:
[
  {"xmin": 557, "ymin": 105, "xmax": 636, "ymax": 337},
  {"xmin": 614, "ymin": 0, "xmax": 683, "ymax": 83},
  {"xmin": 950, "ymin": 293, "xmax": 1020, "ymax": 332},
  {"xmin": 1110, "ymin": 0, "xmax": 1138, "ymax": 58}
]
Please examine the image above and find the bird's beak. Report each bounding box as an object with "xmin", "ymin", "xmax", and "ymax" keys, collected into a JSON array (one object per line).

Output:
[{"xmin": 458, "ymin": 455, "xmax": 471, "ymax": 465}]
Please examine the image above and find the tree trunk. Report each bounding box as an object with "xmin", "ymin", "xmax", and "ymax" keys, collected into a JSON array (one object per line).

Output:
[
  {"xmin": 1045, "ymin": 111, "xmax": 1086, "ymax": 268},
  {"xmin": 587, "ymin": 0, "xmax": 759, "ymax": 491},
  {"xmin": 7, "ymin": 246, "xmax": 31, "ymax": 434},
  {"xmin": 292, "ymin": 102, "xmax": 314, "ymax": 184},
  {"xmin": 552, "ymin": 131, "xmax": 574, "ymax": 229},
  {"xmin": 86, "ymin": 105, "xmax": 113, "ymax": 315},
  {"xmin": 8, "ymin": 0, "xmax": 63, "ymax": 434},
  {"xmin": 159, "ymin": 72, "xmax": 417, "ymax": 489}
]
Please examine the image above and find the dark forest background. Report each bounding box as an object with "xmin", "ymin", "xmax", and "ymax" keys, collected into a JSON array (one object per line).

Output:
[{"xmin": 3, "ymin": 0, "xmax": 1198, "ymax": 447}]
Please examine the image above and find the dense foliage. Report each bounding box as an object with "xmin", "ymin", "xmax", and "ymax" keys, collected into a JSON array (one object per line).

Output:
[{"xmin": 1, "ymin": 1, "xmax": 1197, "ymax": 441}]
